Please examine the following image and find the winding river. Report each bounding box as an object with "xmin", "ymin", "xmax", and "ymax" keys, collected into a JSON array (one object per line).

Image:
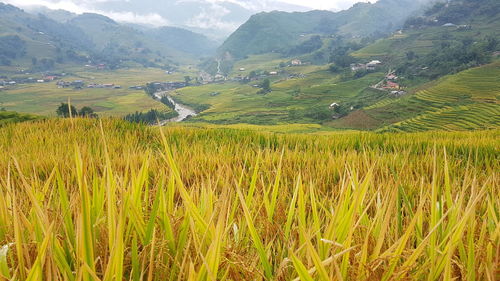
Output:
[{"xmin": 153, "ymin": 91, "xmax": 197, "ymax": 125}]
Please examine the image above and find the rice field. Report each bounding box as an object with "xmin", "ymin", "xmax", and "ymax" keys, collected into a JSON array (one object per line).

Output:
[
  {"xmin": 376, "ymin": 62, "xmax": 500, "ymax": 132},
  {"xmin": 0, "ymin": 118, "xmax": 498, "ymax": 280}
]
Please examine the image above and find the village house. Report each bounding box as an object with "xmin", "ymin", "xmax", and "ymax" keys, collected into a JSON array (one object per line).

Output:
[
  {"xmin": 351, "ymin": 63, "xmax": 366, "ymax": 71},
  {"xmin": 239, "ymin": 68, "xmax": 246, "ymax": 71},
  {"xmin": 366, "ymin": 60, "xmax": 382, "ymax": 70},
  {"xmin": 149, "ymin": 81, "xmax": 188, "ymax": 91},
  {"xmin": 386, "ymin": 73, "xmax": 398, "ymax": 80},
  {"xmin": 44, "ymin": 76, "xmax": 58, "ymax": 81},
  {"xmin": 391, "ymin": 90, "xmax": 407, "ymax": 97},
  {"xmin": 214, "ymin": 74, "xmax": 225, "ymax": 81},
  {"xmin": 383, "ymin": 81, "xmax": 400, "ymax": 90},
  {"xmin": 56, "ymin": 81, "xmax": 71, "ymax": 88},
  {"xmin": 291, "ymin": 59, "xmax": 302, "ymax": 66},
  {"xmin": 269, "ymin": 71, "xmax": 278, "ymax": 75},
  {"xmin": 71, "ymin": 80, "xmax": 85, "ymax": 89},
  {"xmin": 329, "ymin": 102, "xmax": 340, "ymax": 109}
]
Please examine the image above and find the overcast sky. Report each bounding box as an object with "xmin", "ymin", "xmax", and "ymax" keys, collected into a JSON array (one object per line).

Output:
[
  {"xmin": 1, "ymin": 0, "xmax": 375, "ymax": 34},
  {"xmin": 2, "ymin": 0, "xmax": 373, "ymax": 11}
]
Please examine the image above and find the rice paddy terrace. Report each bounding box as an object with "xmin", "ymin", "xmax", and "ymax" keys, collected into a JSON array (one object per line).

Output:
[{"xmin": 365, "ymin": 62, "xmax": 500, "ymax": 132}]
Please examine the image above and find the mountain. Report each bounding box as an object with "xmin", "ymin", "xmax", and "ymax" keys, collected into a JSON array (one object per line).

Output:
[
  {"xmin": 352, "ymin": 0, "xmax": 500, "ymax": 78},
  {"xmin": 218, "ymin": 0, "xmax": 433, "ymax": 59},
  {"xmin": 89, "ymin": 0, "xmax": 310, "ymax": 39},
  {"xmin": 329, "ymin": 0, "xmax": 500, "ymax": 131},
  {"xmin": 0, "ymin": 3, "xmax": 219, "ymax": 70},
  {"xmin": 147, "ymin": 27, "xmax": 218, "ymax": 57},
  {"xmin": 67, "ymin": 13, "xmax": 189, "ymax": 66},
  {"xmin": 0, "ymin": 3, "xmax": 94, "ymax": 69}
]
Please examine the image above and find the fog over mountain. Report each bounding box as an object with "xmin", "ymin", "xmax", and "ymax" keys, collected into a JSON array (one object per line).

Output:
[{"xmin": 1, "ymin": 0, "xmax": 375, "ymax": 38}]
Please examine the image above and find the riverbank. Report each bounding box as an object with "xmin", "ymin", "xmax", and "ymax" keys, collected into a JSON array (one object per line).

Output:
[{"xmin": 153, "ymin": 91, "xmax": 197, "ymax": 124}]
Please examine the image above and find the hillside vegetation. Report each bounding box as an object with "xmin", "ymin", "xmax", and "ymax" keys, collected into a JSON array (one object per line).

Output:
[
  {"xmin": 0, "ymin": 3, "xmax": 216, "ymax": 70},
  {"xmin": 0, "ymin": 110, "xmax": 39, "ymax": 126},
  {"xmin": 0, "ymin": 118, "xmax": 498, "ymax": 280},
  {"xmin": 218, "ymin": 0, "xmax": 431, "ymax": 58}
]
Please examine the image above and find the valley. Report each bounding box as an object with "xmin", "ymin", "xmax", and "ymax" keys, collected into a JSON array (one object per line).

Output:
[{"xmin": 0, "ymin": 0, "xmax": 499, "ymax": 280}]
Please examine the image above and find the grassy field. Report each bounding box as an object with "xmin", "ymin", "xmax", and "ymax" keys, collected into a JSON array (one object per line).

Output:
[
  {"xmin": 0, "ymin": 118, "xmax": 498, "ymax": 280},
  {"xmin": 0, "ymin": 67, "xmax": 184, "ymax": 116}
]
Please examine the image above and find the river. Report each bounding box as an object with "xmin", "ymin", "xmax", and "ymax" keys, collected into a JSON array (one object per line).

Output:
[{"xmin": 153, "ymin": 91, "xmax": 197, "ymax": 125}]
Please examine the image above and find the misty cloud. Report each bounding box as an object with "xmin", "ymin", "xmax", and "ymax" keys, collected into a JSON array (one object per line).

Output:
[
  {"xmin": 184, "ymin": 2, "xmax": 240, "ymax": 32},
  {"xmin": 1, "ymin": 0, "xmax": 170, "ymax": 26},
  {"xmin": 1, "ymin": 0, "xmax": 378, "ymax": 34}
]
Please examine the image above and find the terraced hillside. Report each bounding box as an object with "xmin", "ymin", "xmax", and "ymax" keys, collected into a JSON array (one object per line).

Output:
[{"xmin": 372, "ymin": 62, "xmax": 500, "ymax": 132}]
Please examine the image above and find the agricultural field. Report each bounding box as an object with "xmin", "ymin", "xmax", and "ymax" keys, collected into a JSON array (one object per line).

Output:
[
  {"xmin": 352, "ymin": 17, "xmax": 500, "ymax": 64},
  {"xmin": 327, "ymin": 61, "xmax": 500, "ymax": 131},
  {"xmin": 375, "ymin": 62, "xmax": 500, "ymax": 132},
  {"xmin": 174, "ymin": 68, "xmax": 385, "ymax": 125},
  {"xmin": 0, "ymin": 67, "xmax": 185, "ymax": 116},
  {"xmin": 0, "ymin": 118, "xmax": 498, "ymax": 280}
]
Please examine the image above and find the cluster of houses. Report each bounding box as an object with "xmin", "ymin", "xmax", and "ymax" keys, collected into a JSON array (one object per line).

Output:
[
  {"xmin": 442, "ymin": 23, "xmax": 472, "ymax": 30},
  {"xmin": 0, "ymin": 80, "xmax": 16, "ymax": 87},
  {"xmin": 0, "ymin": 75, "xmax": 59, "ymax": 86},
  {"xmin": 57, "ymin": 80, "xmax": 85, "ymax": 89},
  {"xmin": 148, "ymin": 81, "xmax": 187, "ymax": 92},
  {"xmin": 56, "ymin": 80, "xmax": 126, "ymax": 90},
  {"xmin": 232, "ymin": 70, "xmax": 282, "ymax": 83},
  {"xmin": 84, "ymin": 63, "xmax": 107, "ymax": 70},
  {"xmin": 0, "ymin": 75, "xmax": 61, "ymax": 88},
  {"xmin": 372, "ymin": 71, "xmax": 407, "ymax": 96},
  {"xmin": 87, "ymin": 83, "xmax": 122, "ymax": 89},
  {"xmin": 351, "ymin": 60, "xmax": 383, "ymax": 71}
]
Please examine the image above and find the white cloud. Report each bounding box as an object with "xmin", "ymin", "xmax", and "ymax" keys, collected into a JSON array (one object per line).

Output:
[
  {"xmin": 184, "ymin": 2, "xmax": 240, "ymax": 31},
  {"xmin": 1, "ymin": 0, "xmax": 170, "ymax": 26},
  {"xmin": 178, "ymin": 0, "xmax": 375, "ymax": 11},
  {"xmin": 1, "ymin": 0, "xmax": 379, "ymax": 30}
]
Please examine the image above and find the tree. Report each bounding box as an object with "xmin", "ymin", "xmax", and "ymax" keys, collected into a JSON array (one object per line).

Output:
[
  {"xmin": 406, "ymin": 51, "xmax": 416, "ymax": 61},
  {"xmin": 249, "ymin": 71, "xmax": 257, "ymax": 79},
  {"xmin": 56, "ymin": 103, "xmax": 78, "ymax": 118},
  {"xmin": 261, "ymin": 79, "xmax": 271, "ymax": 91},
  {"xmin": 160, "ymin": 96, "xmax": 175, "ymax": 110},
  {"xmin": 257, "ymin": 79, "xmax": 271, "ymax": 95},
  {"xmin": 79, "ymin": 106, "xmax": 97, "ymax": 118},
  {"xmin": 184, "ymin": 76, "xmax": 192, "ymax": 85},
  {"xmin": 332, "ymin": 54, "xmax": 356, "ymax": 68},
  {"xmin": 329, "ymin": 64, "xmax": 340, "ymax": 73}
]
